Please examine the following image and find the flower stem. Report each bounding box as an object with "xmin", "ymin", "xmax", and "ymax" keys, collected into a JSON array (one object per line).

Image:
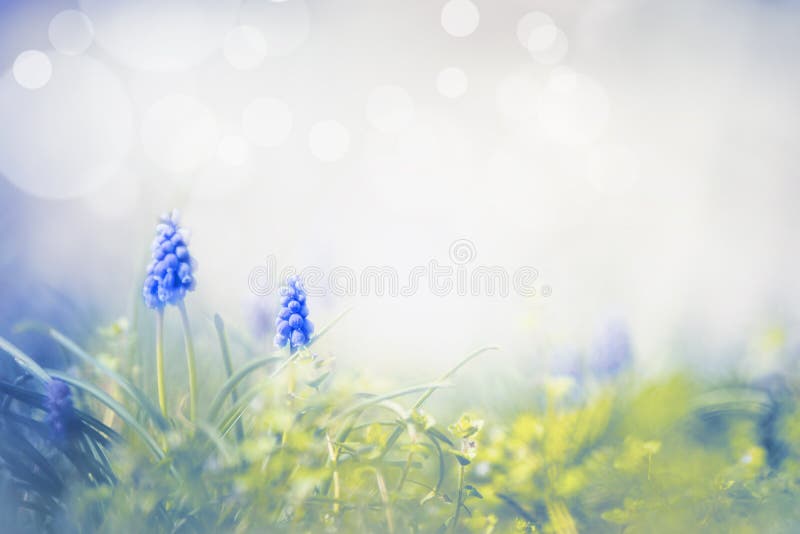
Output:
[
  {"xmin": 155, "ymin": 310, "xmax": 167, "ymax": 419},
  {"xmin": 451, "ymin": 464, "xmax": 466, "ymax": 534},
  {"xmin": 213, "ymin": 315, "xmax": 243, "ymax": 443},
  {"xmin": 177, "ymin": 301, "xmax": 198, "ymax": 422}
]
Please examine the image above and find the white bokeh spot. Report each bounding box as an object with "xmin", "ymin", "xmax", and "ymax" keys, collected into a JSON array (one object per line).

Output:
[
  {"xmin": 13, "ymin": 51, "xmax": 52, "ymax": 90},
  {"xmin": 0, "ymin": 55, "xmax": 133, "ymax": 198},
  {"xmin": 223, "ymin": 25, "xmax": 267, "ymax": 70},
  {"xmin": 529, "ymin": 28, "xmax": 568, "ymax": 64},
  {"xmin": 242, "ymin": 97, "xmax": 293, "ymax": 147},
  {"xmin": 441, "ymin": 0, "xmax": 479, "ymax": 37},
  {"xmin": 141, "ymin": 94, "xmax": 219, "ymax": 174},
  {"xmin": 366, "ymin": 85, "xmax": 415, "ymax": 133},
  {"xmin": 309, "ymin": 120, "xmax": 350, "ymax": 162},
  {"xmin": 49, "ymin": 10, "xmax": 94, "ymax": 55},
  {"xmin": 78, "ymin": 0, "xmax": 240, "ymax": 72},
  {"xmin": 437, "ymin": 67, "xmax": 468, "ymax": 98},
  {"xmin": 517, "ymin": 12, "xmax": 554, "ymax": 47},
  {"xmin": 517, "ymin": 11, "xmax": 568, "ymax": 65}
]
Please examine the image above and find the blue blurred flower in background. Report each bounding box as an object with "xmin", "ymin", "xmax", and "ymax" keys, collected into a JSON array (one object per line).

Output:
[
  {"xmin": 142, "ymin": 210, "xmax": 197, "ymax": 310},
  {"xmin": 45, "ymin": 379, "xmax": 75, "ymax": 439},
  {"xmin": 274, "ymin": 275, "xmax": 314, "ymax": 352},
  {"xmin": 589, "ymin": 318, "xmax": 633, "ymax": 377}
]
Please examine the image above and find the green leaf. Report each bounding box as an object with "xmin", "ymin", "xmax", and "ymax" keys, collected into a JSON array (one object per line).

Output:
[
  {"xmin": 464, "ymin": 485, "xmax": 483, "ymax": 499},
  {"xmin": 48, "ymin": 328, "xmax": 168, "ymax": 430},
  {"xmin": 207, "ymin": 355, "xmax": 284, "ymax": 421},
  {"xmin": 47, "ymin": 370, "xmax": 164, "ymax": 461},
  {"xmin": 381, "ymin": 346, "xmax": 498, "ymax": 459},
  {"xmin": 209, "ymin": 307, "xmax": 352, "ymax": 420},
  {"xmin": 333, "ymin": 381, "xmax": 452, "ymax": 421},
  {"xmin": 427, "ymin": 426, "xmax": 455, "ymax": 447},
  {"xmin": 452, "ymin": 451, "xmax": 471, "ymax": 466},
  {"xmin": 0, "ymin": 336, "xmax": 51, "ymax": 383},
  {"xmin": 213, "ymin": 314, "xmax": 244, "ymax": 443},
  {"xmin": 307, "ymin": 371, "xmax": 331, "ymax": 390}
]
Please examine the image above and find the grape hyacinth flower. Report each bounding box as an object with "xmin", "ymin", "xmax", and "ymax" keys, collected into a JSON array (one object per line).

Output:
[
  {"xmin": 142, "ymin": 210, "xmax": 197, "ymax": 310},
  {"xmin": 274, "ymin": 275, "xmax": 314, "ymax": 352},
  {"xmin": 45, "ymin": 379, "xmax": 75, "ymax": 440},
  {"xmin": 142, "ymin": 210, "xmax": 199, "ymax": 421}
]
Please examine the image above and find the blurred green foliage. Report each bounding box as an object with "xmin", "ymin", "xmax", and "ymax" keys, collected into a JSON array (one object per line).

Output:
[{"xmin": 4, "ymin": 315, "xmax": 800, "ymax": 533}]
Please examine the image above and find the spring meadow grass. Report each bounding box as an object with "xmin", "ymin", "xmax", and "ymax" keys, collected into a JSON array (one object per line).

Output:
[{"xmin": 1, "ymin": 213, "xmax": 800, "ymax": 533}]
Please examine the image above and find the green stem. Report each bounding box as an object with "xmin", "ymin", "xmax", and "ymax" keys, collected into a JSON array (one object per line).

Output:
[
  {"xmin": 396, "ymin": 450, "xmax": 414, "ymax": 492},
  {"xmin": 156, "ymin": 310, "xmax": 167, "ymax": 419},
  {"xmin": 451, "ymin": 464, "xmax": 465, "ymax": 534},
  {"xmin": 178, "ymin": 301, "xmax": 198, "ymax": 422},
  {"xmin": 213, "ymin": 315, "xmax": 243, "ymax": 443},
  {"xmin": 375, "ymin": 469, "xmax": 395, "ymax": 534}
]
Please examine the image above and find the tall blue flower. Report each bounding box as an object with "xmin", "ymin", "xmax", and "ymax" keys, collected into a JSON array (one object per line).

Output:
[
  {"xmin": 45, "ymin": 379, "xmax": 75, "ymax": 439},
  {"xmin": 142, "ymin": 210, "xmax": 197, "ymax": 310},
  {"xmin": 274, "ymin": 275, "xmax": 314, "ymax": 352}
]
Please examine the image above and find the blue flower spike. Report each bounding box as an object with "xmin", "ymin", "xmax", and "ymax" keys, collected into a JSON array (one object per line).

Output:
[
  {"xmin": 274, "ymin": 275, "xmax": 314, "ymax": 353},
  {"xmin": 142, "ymin": 209, "xmax": 199, "ymax": 420},
  {"xmin": 142, "ymin": 210, "xmax": 197, "ymax": 310},
  {"xmin": 45, "ymin": 379, "xmax": 75, "ymax": 440}
]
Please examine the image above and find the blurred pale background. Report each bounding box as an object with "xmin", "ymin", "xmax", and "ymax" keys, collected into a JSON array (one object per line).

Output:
[{"xmin": 1, "ymin": 0, "xmax": 799, "ymax": 379}]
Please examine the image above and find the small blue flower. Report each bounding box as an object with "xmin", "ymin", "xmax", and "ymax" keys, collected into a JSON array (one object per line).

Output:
[
  {"xmin": 274, "ymin": 275, "xmax": 314, "ymax": 352},
  {"xmin": 142, "ymin": 210, "xmax": 197, "ymax": 310},
  {"xmin": 45, "ymin": 379, "xmax": 75, "ymax": 439}
]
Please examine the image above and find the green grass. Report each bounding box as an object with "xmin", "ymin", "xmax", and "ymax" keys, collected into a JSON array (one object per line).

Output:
[{"xmin": 2, "ymin": 311, "xmax": 800, "ymax": 533}]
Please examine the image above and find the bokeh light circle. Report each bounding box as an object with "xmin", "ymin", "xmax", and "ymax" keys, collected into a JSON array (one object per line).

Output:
[
  {"xmin": 437, "ymin": 67, "xmax": 468, "ymax": 98},
  {"xmin": 48, "ymin": 10, "xmax": 94, "ymax": 55},
  {"xmin": 441, "ymin": 0, "xmax": 479, "ymax": 37},
  {"xmin": 242, "ymin": 97, "xmax": 293, "ymax": 147},
  {"xmin": 223, "ymin": 25, "xmax": 267, "ymax": 70},
  {"xmin": 526, "ymin": 24, "xmax": 558, "ymax": 52},
  {"xmin": 529, "ymin": 28, "xmax": 568, "ymax": 64},
  {"xmin": 366, "ymin": 85, "xmax": 415, "ymax": 133},
  {"xmin": 0, "ymin": 55, "xmax": 133, "ymax": 198},
  {"xmin": 13, "ymin": 51, "xmax": 52, "ymax": 90},
  {"xmin": 239, "ymin": 0, "xmax": 310, "ymax": 56},
  {"xmin": 78, "ymin": 0, "xmax": 240, "ymax": 71},
  {"xmin": 141, "ymin": 94, "xmax": 219, "ymax": 174},
  {"xmin": 309, "ymin": 120, "xmax": 350, "ymax": 162},
  {"xmin": 516, "ymin": 12, "xmax": 554, "ymax": 47},
  {"xmin": 517, "ymin": 11, "xmax": 568, "ymax": 64}
]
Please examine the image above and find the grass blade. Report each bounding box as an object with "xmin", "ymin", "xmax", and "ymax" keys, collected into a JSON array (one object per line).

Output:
[
  {"xmin": 380, "ymin": 346, "xmax": 498, "ymax": 459},
  {"xmin": 0, "ymin": 336, "xmax": 51, "ymax": 383},
  {"xmin": 333, "ymin": 381, "xmax": 452, "ymax": 421},
  {"xmin": 47, "ymin": 370, "xmax": 164, "ymax": 461},
  {"xmin": 208, "ymin": 308, "xmax": 352, "ymax": 421},
  {"xmin": 207, "ymin": 355, "xmax": 283, "ymax": 421},
  {"xmin": 48, "ymin": 328, "xmax": 168, "ymax": 429},
  {"xmin": 213, "ymin": 314, "xmax": 244, "ymax": 442}
]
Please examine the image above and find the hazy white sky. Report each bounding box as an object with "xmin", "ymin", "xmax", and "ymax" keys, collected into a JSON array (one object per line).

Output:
[{"xmin": 1, "ymin": 0, "xmax": 799, "ymax": 377}]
